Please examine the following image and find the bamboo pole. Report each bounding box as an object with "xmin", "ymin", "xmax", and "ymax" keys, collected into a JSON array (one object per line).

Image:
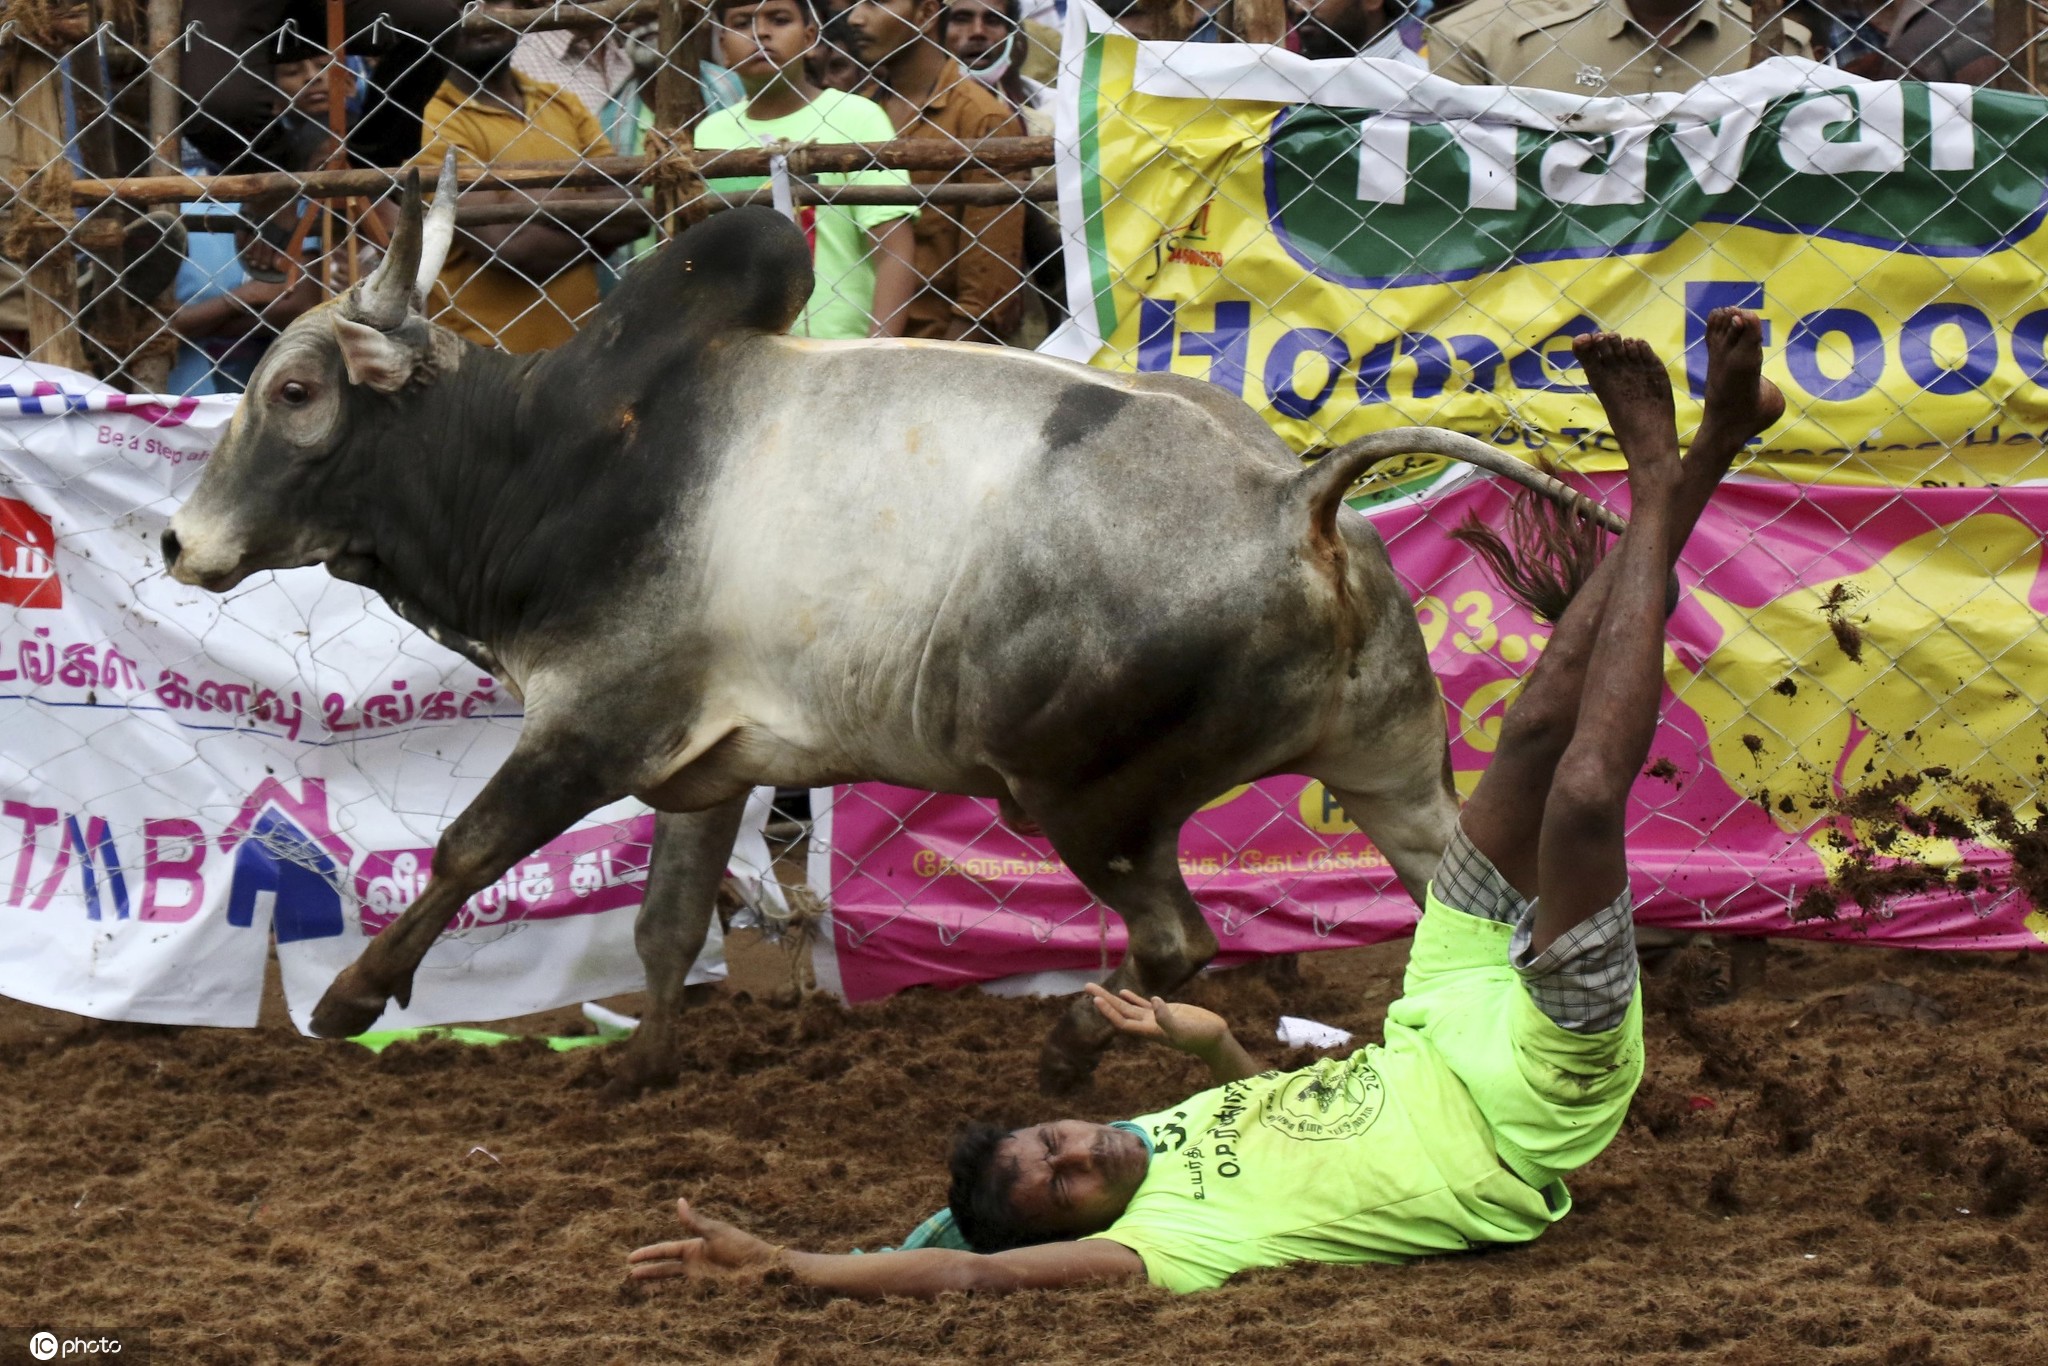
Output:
[
  {"xmin": 458, "ymin": 0, "xmax": 663, "ymax": 32},
  {"xmin": 66, "ymin": 26, "xmax": 164, "ymax": 387},
  {"xmin": 146, "ymin": 0, "xmax": 180, "ymax": 174},
  {"xmin": 1994, "ymin": 0, "xmax": 2037, "ymax": 94},
  {"xmin": 650, "ymin": 0, "xmax": 709, "ymax": 234},
  {"xmin": 58, "ymin": 178, "xmax": 1056, "ymax": 253},
  {"xmin": 457, "ymin": 179, "xmax": 1059, "ymax": 225},
  {"xmin": 10, "ymin": 46, "xmax": 90, "ymax": 370},
  {"xmin": 70, "ymin": 138, "xmax": 1059, "ymax": 205}
]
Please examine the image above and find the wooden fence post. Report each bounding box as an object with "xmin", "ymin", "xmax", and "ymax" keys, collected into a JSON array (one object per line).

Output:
[
  {"xmin": 650, "ymin": 0, "xmax": 708, "ymax": 235},
  {"xmin": 1994, "ymin": 0, "xmax": 2039, "ymax": 94},
  {"xmin": 8, "ymin": 41, "xmax": 90, "ymax": 371},
  {"xmin": 146, "ymin": 0, "xmax": 180, "ymax": 175}
]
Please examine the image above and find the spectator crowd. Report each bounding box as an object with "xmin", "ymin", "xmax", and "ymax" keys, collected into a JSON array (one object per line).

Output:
[{"xmin": 0, "ymin": 0, "xmax": 2021, "ymax": 389}]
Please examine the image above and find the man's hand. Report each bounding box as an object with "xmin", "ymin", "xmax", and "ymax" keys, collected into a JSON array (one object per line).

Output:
[
  {"xmin": 1085, "ymin": 984, "xmax": 1228, "ymax": 1054},
  {"xmin": 628, "ymin": 1198, "xmax": 782, "ymax": 1283},
  {"xmin": 1085, "ymin": 984, "xmax": 1262, "ymax": 1084}
]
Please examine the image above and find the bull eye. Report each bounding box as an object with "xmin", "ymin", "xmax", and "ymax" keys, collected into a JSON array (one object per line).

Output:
[{"xmin": 279, "ymin": 380, "xmax": 311, "ymax": 406}]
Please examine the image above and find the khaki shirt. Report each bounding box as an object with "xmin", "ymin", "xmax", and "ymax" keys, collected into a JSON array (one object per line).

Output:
[
  {"xmin": 1427, "ymin": 0, "xmax": 1813, "ymax": 97},
  {"xmin": 867, "ymin": 61, "xmax": 1027, "ymax": 342},
  {"xmin": 414, "ymin": 74, "xmax": 614, "ymax": 354}
]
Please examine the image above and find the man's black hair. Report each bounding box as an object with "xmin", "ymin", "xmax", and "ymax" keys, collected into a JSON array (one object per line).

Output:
[
  {"xmin": 944, "ymin": 0, "xmax": 1021, "ymax": 26},
  {"xmin": 711, "ymin": 0, "xmax": 824, "ymax": 24},
  {"xmin": 947, "ymin": 1121, "xmax": 1055, "ymax": 1254}
]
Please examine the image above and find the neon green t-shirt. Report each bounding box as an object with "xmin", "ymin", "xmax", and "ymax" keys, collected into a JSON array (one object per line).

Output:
[
  {"xmin": 1086, "ymin": 1040, "xmax": 1563, "ymax": 1294},
  {"xmin": 1086, "ymin": 896, "xmax": 1643, "ymax": 1294},
  {"xmin": 696, "ymin": 89, "xmax": 916, "ymax": 340}
]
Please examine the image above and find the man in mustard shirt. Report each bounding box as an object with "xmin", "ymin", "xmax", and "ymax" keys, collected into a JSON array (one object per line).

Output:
[
  {"xmin": 629, "ymin": 312, "xmax": 1786, "ymax": 1297},
  {"xmin": 416, "ymin": 0, "xmax": 645, "ymax": 352}
]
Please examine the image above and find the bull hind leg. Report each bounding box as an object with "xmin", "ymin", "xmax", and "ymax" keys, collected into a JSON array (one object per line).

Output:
[
  {"xmin": 1020, "ymin": 793, "xmax": 1219, "ymax": 1093},
  {"xmin": 600, "ymin": 799, "xmax": 746, "ymax": 1100},
  {"xmin": 1306, "ymin": 688, "xmax": 1461, "ymax": 908},
  {"xmin": 308, "ymin": 723, "xmax": 620, "ymax": 1038}
]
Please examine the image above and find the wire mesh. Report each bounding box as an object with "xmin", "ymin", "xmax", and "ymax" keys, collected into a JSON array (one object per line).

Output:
[{"xmin": 3, "ymin": 0, "xmax": 2047, "ymax": 1028}]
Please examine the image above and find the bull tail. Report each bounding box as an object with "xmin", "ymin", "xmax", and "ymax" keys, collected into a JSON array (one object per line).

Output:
[{"xmin": 1294, "ymin": 427, "xmax": 1626, "ymax": 558}]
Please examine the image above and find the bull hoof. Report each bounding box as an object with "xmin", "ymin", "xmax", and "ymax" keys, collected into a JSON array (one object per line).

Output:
[
  {"xmin": 597, "ymin": 1036, "xmax": 681, "ymax": 1103},
  {"xmin": 309, "ymin": 978, "xmax": 391, "ymax": 1039},
  {"xmin": 1037, "ymin": 1041, "xmax": 1102, "ymax": 1096}
]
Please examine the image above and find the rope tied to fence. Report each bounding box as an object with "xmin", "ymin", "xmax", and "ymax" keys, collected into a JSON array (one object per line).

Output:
[
  {"xmin": 0, "ymin": 0, "xmax": 95, "ymax": 51},
  {"xmin": 640, "ymin": 123, "xmax": 708, "ymax": 232},
  {"xmin": 0, "ymin": 153, "xmax": 72, "ymax": 264}
]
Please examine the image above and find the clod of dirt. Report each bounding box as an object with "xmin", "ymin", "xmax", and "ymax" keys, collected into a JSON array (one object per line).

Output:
[
  {"xmin": 1836, "ymin": 981, "xmax": 1949, "ymax": 1026},
  {"xmin": 1773, "ymin": 677, "xmax": 1800, "ymax": 697},
  {"xmin": 1821, "ymin": 584, "xmax": 1867, "ymax": 664},
  {"xmin": 1791, "ymin": 886, "xmax": 1840, "ymax": 922},
  {"xmin": 1706, "ymin": 1165, "xmax": 1745, "ymax": 1215},
  {"xmin": 1645, "ymin": 757, "xmax": 1679, "ymax": 781},
  {"xmin": 1741, "ymin": 733, "xmax": 1765, "ymax": 757},
  {"xmin": 1759, "ymin": 1079, "xmax": 1815, "ymax": 1155},
  {"xmin": 1977, "ymin": 1150, "xmax": 2033, "ymax": 1218}
]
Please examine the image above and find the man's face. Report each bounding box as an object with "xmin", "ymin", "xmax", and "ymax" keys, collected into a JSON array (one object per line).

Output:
[
  {"xmin": 942, "ymin": 0, "xmax": 1013, "ymax": 68},
  {"xmin": 994, "ymin": 1120, "xmax": 1151, "ymax": 1239},
  {"xmin": 273, "ymin": 57, "xmax": 356, "ymax": 119},
  {"xmin": 1289, "ymin": 0, "xmax": 1387, "ymax": 59},
  {"xmin": 451, "ymin": 0, "xmax": 521, "ymax": 77},
  {"xmin": 812, "ymin": 39, "xmax": 868, "ymax": 91},
  {"xmin": 846, "ymin": 0, "xmax": 942, "ymax": 70},
  {"xmin": 718, "ymin": 0, "xmax": 819, "ymax": 80}
]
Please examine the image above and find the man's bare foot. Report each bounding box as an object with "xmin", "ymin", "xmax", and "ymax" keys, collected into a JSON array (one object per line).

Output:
[
  {"xmin": 1574, "ymin": 332, "xmax": 1680, "ymax": 501},
  {"xmin": 1690, "ymin": 308, "xmax": 1786, "ymax": 480}
]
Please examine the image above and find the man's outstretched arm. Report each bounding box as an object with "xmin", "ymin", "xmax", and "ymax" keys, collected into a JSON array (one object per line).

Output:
[
  {"xmin": 1085, "ymin": 984, "xmax": 1263, "ymax": 1084},
  {"xmin": 628, "ymin": 1198, "xmax": 1145, "ymax": 1298}
]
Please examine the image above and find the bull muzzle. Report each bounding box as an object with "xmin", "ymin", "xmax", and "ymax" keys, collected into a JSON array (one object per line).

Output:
[{"xmin": 161, "ymin": 515, "xmax": 252, "ymax": 591}]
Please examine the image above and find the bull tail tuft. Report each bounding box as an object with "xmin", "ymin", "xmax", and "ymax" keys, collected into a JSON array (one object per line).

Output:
[{"xmin": 1449, "ymin": 486, "xmax": 1610, "ymax": 624}]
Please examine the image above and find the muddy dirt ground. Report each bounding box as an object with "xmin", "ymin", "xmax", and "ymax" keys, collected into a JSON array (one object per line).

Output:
[{"xmin": 2, "ymin": 928, "xmax": 2044, "ymax": 1366}]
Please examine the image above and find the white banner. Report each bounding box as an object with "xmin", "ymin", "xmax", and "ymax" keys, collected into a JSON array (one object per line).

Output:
[{"xmin": 0, "ymin": 363, "xmax": 767, "ymax": 1032}]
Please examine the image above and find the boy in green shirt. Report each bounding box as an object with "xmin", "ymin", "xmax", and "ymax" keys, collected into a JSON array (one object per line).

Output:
[
  {"xmin": 628, "ymin": 312, "xmax": 1786, "ymax": 1298},
  {"xmin": 696, "ymin": 0, "xmax": 919, "ymax": 338}
]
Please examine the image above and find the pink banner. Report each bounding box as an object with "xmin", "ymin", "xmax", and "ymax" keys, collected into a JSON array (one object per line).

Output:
[{"xmin": 825, "ymin": 476, "xmax": 2048, "ymax": 1000}]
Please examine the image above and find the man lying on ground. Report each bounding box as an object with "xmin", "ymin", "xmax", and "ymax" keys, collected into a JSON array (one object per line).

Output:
[{"xmin": 627, "ymin": 313, "xmax": 1784, "ymax": 1296}]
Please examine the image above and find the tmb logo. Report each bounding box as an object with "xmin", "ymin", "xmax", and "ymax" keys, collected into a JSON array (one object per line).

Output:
[{"xmin": 0, "ymin": 497, "xmax": 61, "ymax": 609}]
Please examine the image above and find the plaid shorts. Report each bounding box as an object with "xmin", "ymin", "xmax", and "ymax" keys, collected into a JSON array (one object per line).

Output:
[{"xmin": 1430, "ymin": 825, "xmax": 1638, "ymax": 1035}]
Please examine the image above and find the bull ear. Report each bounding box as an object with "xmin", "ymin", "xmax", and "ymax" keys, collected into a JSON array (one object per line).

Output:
[{"xmin": 332, "ymin": 314, "xmax": 421, "ymax": 392}]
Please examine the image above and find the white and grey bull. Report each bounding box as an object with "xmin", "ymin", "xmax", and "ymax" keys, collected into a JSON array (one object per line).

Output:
[{"xmin": 164, "ymin": 170, "xmax": 1621, "ymax": 1093}]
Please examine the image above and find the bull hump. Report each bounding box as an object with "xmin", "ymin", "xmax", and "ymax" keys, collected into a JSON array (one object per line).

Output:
[
  {"xmin": 620, "ymin": 206, "xmax": 814, "ymax": 339},
  {"xmin": 1040, "ymin": 384, "xmax": 1134, "ymax": 450}
]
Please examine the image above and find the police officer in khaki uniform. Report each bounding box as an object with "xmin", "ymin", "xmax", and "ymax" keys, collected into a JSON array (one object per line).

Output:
[{"xmin": 1427, "ymin": 0, "xmax": 1813, "ymax": 96}]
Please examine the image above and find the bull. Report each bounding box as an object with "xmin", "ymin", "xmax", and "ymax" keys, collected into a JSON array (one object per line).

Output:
[{"xmin": 163, "ymin": 167, "xmax": 1620, "ymax": 1093}]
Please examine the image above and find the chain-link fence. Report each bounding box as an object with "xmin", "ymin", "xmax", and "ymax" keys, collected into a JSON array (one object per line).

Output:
[{"xmin": 5, "ymin": 0, "xmax": 2048, "ymax": 1029}]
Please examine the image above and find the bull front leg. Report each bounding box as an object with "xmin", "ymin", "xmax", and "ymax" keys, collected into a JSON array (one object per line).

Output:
[
  {"xmin": 308, "ymin": 723, "xmax": 621, "ymax": 1038},
  {"xmin": 1022, "ymin": 796, "xmax": 1219, "ymax": 1094},
  {"xmin": 601, "ymin": 798, "xmax": 747, "ymax": 1100}
]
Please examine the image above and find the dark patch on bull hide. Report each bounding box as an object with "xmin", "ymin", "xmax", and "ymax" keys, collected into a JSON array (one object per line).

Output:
[{"xmin": 1040, "ymin": 384, "xmax": 1133, "ymax": 451}]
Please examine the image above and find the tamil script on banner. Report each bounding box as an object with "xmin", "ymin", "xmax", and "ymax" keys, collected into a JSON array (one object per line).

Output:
[
  {"xmin": 1046, "ymin": 15, "xmax": 2048, "ymax": 492},
  {"xmin": 0, "ymin": 362, "xmax": 768, "ymax": 1030}
]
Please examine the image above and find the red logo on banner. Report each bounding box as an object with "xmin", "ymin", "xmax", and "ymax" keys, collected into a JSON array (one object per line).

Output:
[{"xmin": 0, "ymin": 497, "xmax": 61, "ymax": 608}]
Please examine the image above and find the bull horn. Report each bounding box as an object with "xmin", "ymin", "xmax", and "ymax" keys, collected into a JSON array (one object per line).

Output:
[
  {"xmin": 347, "ymin": 167, "xmax": 423, "ymax": 331},
  {"xmin": 413, "ymin": 150, "xmax": 458, "ymax": 310}
]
